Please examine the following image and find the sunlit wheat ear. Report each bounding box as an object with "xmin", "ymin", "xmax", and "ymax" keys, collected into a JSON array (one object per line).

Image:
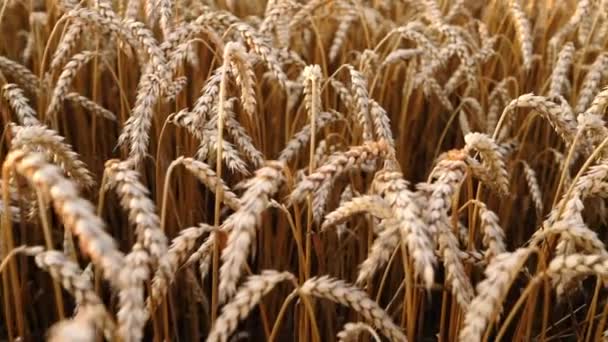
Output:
[
  {"xmin": 546, "ymin": 159, "xmax": 608, "ymax": 225},
  {"xmin": 310, "ymin": 178, "xmax": 333, "ymax": 225},
  {"xmin": 177, "ymin": 157, "xmax": 241, "ymax": 211},
  {"xmin": 278, "ymin": 111, "xmax": 341, "ymax": 163},
  {"xmin": 444, "ymin": 0, "xmax": 467, "ymax": 21},
  {"xmin": 369, "ymin": 99, "xmax": 395, "ymax": 153},
  {"xmin": 259, "ymin": 0, "xmax": 295, "ymax": 46},
  {"xmin": 183, "ymin": 235, "xmax": 214, "ymax": 282},
  {"xmin": 355, "ymin": 217, "xmax": 401, "ymax": 285},
  {"xmin": 381, "ymin": 48, "xmax": 423, "ymax": 68},
  {"xmin": 437, "ymin": 218, "xmax": 474, "ymax": 308},
  {"xmin": 49, "ymin": 22, "xmax": 84, "ymax": 72},
  {"xmin": 333, "ymin": 185, "xmax": 353, "ymax": 241},
  {"xmin": 119, "ymin": 72, "xmax": 162, "ymax": 166},
  {"xmin": 321, "ymin": 195, "xmax": 393, "ymax": 231},
  {"xmin": 347, "ymin": 65, "xmax": 374, "ymax": 141},
  {"xmin": 122, "ymin": 19, "xmax": 170, "ymax": 82},
  {"xmin": 487, "ymin": 78, "xmax": 513, "ymax": 134},
  {"xmin": 206, "ymin": 271, "xmax": 296, "ymax": 342},
  {"xmin": 421, "ymin": 0, "xmax": 443, "ymax": 23},
  {"xmin": 33, "ymin": 249, "xmax": 116, "ymax": 340},
  {"xmin": 0, "ymin": 56, "xmax": 42, "ymax": 93},
  {"xmin": 548, "ymin": 42, "xmax": 574, "ymax": 99},
  {"xmin": 393, "ymin": 22, "xmax": 440, "ymax": 59},
  {"xmin": 299, "ymin": 275, "xmax": 407, "ymax": 341},
  {"xmin": 302, "ymin": 64, "xmax": 323, "ymax": 126},
  {"xmin": 575, "ymin": 53, "xmax": 608, "ymax": 113},
  {"xmin": 117, "ymin": 243, "xmax": 149, "ymax": 342},
  {"xmin": 329, "ymin": 78, "xmax": 355, "ymax": 111},
  {"xmin": 219, "ymin": 161, "xmax": 286, "ymax": 304},
  {"xmin": 64, "ymin": 93, "xmax": 116, "ymax": 121},
  {"xmin": 172, "ymin": 67, "xmax": 223, "ymax": 134},
  {"xmin": 47, "ymin": 305, "xmax": 111, "ymax": 342},
  {"xmin": 148, "ymin": 224, "xmax": 214, "ymax": 311},
  {"xmin": 3, "ymin": 151, "xmax": 125, "ymax": 287},
  {"xmin": 314, "ymin": 138, "xmax": 341, "ymax": 166},
  {"xmin": 223, "ymin": 42, "xmax": 257, "ymax": 116},
  {"xmin": 459, "ymin": 248, "xmax": 535, "ymax": 342},
  {"xmin": 290, "ymin": 140, "xmax": 390, "ymax": 204},
  {"xmin": 229, "ymin": 22, "xmax": 287, "ymax": 89},
  {"xmin": 520, "ymin": 160, "xmax": 543, "ymax": 213},
  {"xmin": 548, "ymin": 254, "xmax": 608, "ymax": 287},
  {"xmin": 549, "ymin": 0, "xmax": 592, "ymax": 50},
  {"xmin": 47, "ymin": 50, "xmax": 98, "ymax": 119},
  {"xmin": 423, "ymin": 76, "xmax": 454, "ymax": 111},
  {"xmin": 288, "ymin": 0, "xmax": 327, "ymax": 29},
  {"xmin": 66, "ymin": 8, "xmax": 156, "ymax": 70},
  {"xmin": 165, "ymin": 76, "xmax": 187, "ymax": 101},
  {"xmin": 473, "ymin": 201, "xmax": 506, "ymax": 262},
  {"xmin": 328, "ymin": 3, "xmax": 357, "ymax": 62},
  {"xmin": 585, "ymin": 86, "xmax": 608, "ymax": 116},
  {"xmin": 104, "ymin": 159, "xmax": 168, "ymax": 267},
  {"xmin": 158, "ymin": 0, "xmax": 173, "ymax": 37},
  {"xmin": 500, "ymin": 93, "xmax": 577, "ymax": 144},
  {"xmin": 371, "ymin": 169, "xmax": 436, "ymax": 289},
  {"xmin": 337, "ymin": 322, "xmax": 382, "ymax": 342},
  {"xmin": 509, "ymin": 1, "xmax": 533, "ymax": 70},
  {"xmin": 124, "ymin": 0, "xmax": 140, "ymax": 20},
  {"xmin": 534, "ymin": 218, "xmax": 607, "ymax": 257},
  {"xmin": 204, "ymin": 100, "xmax": 264, "ymax": 168},
  {"xmin": 424, "ymin": 152, "xmax": 474, "ymax": 307},
  {"xmin": 10, "ymin": 124, "xmax": 95, "ymax": 188},
  {"xmin": 197, "ymin": 130, "xmax": 250, "ymax": 175},
  {"xmin": 464, "ymin": 132, "xmax": 509, "ymax": 195},
  {"xmin": 0, "ymin": 199, "xmax": 22, "ymax": 222},
  {"xmin": 2, "ymin": 83, "xmax": 40, "ymax": 126}
]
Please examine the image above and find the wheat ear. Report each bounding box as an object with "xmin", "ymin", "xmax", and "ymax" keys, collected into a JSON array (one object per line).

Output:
[
  {"xmin": 10, "ymin": 124, "xmax": 95, "ymax": 188},
  {"xmin": 459, "ymin": 248, "xmax": 535, "ymax": 341},
  {"xmin": 206, "ymin": 270, "xmax": 296, "ymax": 342},
  {"xmin": 3, "ymin": 151, "xmax": 125, "ymax": 287},
  {"xmin": 219, "ymin": 161, "xmax": 285, "ymax": 303},
  {"xmin": 148, "ymin": 224, "xmax": 214, "ymax": 311},
  {"xmin": 104, "ymin": 159, "xmax": 168, "ymax": 267},
  {"xmin": 290, "ymin": 140, "xmax": 390, "ymax": 204},
  {"xmin": 299, "ymin": 275, "xmax": 407, "ymax": 341},
  {"xmin": 337, "ymin": 322, "xmax": 382, "ymax": 342}
]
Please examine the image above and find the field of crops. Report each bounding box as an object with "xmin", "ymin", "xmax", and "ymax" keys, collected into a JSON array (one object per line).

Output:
[{"xmin": 1, "ymin": 0, "xmax": 608, "ymax": 341}]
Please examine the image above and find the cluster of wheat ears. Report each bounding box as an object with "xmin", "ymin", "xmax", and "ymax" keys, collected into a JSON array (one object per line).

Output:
[{"xmin": 3, "ymin": 0, "xmax": 608, "ymax": 341}]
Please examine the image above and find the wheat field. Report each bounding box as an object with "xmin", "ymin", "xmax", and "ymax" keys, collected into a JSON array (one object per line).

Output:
[{"xmin": 1, "ymin": 0, "xmax": 608, "ymax": 341}]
